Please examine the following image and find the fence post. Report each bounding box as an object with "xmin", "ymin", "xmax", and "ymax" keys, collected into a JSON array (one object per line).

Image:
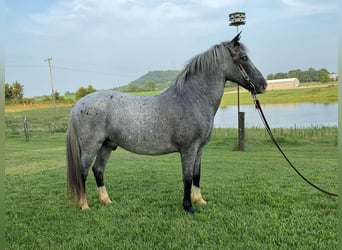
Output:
[
  {"xmin": 238, "ymin": 112, "xmax": 245, "ymax": 150},
  {"xmin": 23, "ymin": 116, "xmax": 29, "ymax": 142}
]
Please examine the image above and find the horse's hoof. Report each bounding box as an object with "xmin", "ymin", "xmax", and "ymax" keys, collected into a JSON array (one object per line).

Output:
[
  {"xmin": 79, "ymin": 197, "xmax": 89, "ymax": 210},
  {"xmin": 100, "ymin": 198, "xmax": 112, "ymax": 205},
  {"xmin": 187, "ymin": 207, "xmax": 195, "ymax": 213},
  {"xmin": 80, "ymin": 205, "xmax": 90, "ymax": 210},
  {"xmin": 98, "ymin": 186, "xmax": 112, "ymax": 205},
  {"xmin": 191, "ymin": 186, "xmax": 207, "ymax": 205},
  {"xmin": 183, "ymin": 205, "xmax": 195, "ymax": 213},
  {"xmin": 196, "ymin": 198, "xmax": 207, "ymax": 205}
]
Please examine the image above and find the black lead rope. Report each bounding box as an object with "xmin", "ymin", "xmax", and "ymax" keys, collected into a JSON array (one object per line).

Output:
[
  {"xmin": 228, "ymin": 44, "xmax": 337, "ymax": 197},
  {"xmin": 252, "ymin": 94, "xmax": 338, "ymax": 197}
]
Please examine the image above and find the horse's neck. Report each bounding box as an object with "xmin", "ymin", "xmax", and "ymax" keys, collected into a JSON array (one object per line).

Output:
[{"xmin": 182, "ymin": 73, "xmax": 225, "ymax": 113}]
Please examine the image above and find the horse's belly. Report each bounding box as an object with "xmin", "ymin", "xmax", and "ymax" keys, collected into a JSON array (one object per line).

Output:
[{"xmin": 110, "ymin": 129, "xmax": 178, "ymax": 155}]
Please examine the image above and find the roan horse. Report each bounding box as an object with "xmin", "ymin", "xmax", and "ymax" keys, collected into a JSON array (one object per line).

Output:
[{"xmin": 67, "ymin": 33, "xmax": 267, "ymax": 213}]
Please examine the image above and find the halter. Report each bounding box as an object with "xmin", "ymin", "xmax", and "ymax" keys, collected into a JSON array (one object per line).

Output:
[{"xmin": 226, "ymin": 45, "xmax": 257, "ymax": 95}]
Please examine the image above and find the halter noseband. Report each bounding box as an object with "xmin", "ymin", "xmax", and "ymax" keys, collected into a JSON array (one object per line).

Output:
[{"xmin": 227, "ymin": 45, "xmax": 257, "ymax": 95}]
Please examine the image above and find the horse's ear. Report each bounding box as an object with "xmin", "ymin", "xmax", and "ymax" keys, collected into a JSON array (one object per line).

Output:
[{"xmin": 231, "ymin": 31, "xmax": 242, "ymax": 46}]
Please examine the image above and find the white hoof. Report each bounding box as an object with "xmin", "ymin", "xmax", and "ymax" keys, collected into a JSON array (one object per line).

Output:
[
  {"xmin": 98, "ymin": 186, "xmax": 112, "ymax": 205},
  {"xmin": 79, "ymin": 194, "xmax": 90, "ymax": 210},
  {"xmin": 191, "ymin": 186, "xmax": 207, "ymax": 205}
]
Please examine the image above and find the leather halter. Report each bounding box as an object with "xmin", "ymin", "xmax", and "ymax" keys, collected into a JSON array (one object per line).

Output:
[{"xmin": 226, "ymin": 45, "xmax": 257, "ymax": 94}]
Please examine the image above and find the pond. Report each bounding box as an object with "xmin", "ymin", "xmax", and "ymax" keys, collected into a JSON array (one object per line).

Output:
[{"xmin": 214, "ymin": 102, "xmax": 338, "ymax": 128}]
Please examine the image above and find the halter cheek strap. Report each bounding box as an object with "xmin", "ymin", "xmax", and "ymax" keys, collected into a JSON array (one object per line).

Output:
[{"xmin": 227, "ymin": 46, "xmax": 257, "ymax": 94}]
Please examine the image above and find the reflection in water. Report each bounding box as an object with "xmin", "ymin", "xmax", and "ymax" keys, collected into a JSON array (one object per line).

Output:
[{"xmin": 214, "ymin": 102, "xmax": 338, "ymax": 128}]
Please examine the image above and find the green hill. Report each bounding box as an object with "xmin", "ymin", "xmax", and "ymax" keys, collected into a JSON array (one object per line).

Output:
[
  {"xmin": 132, "ymin": 70, "xmax": 180, "ymax": 85},
  {"xmin": 115, "ymin": 70, "xmax": 180, "ymax": 92}
]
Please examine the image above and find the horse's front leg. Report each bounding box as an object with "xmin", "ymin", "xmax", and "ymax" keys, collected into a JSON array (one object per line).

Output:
[
  {"xmin": 180, "ymin": 146, "xmax": 199, "ymax": 213},
  {"xmin": 92, "ymin": 145, "xmax": 113, "ymax": 205},
  {"xmin": 192, "ymin": 147, "xmax": 207, "ymax": 205}
]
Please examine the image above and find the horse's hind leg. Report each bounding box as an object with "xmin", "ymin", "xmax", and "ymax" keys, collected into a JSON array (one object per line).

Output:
[
  {"xmin": 92, "ymin": 144, "xmax": 115, "ymax": 205},
  {"xmin": 79, "ymin": 153, "xmax": 95, "ymax": 210},
  {"xmin": 192, "ymin": 147, "xmax": 207, "ymax": 205}
]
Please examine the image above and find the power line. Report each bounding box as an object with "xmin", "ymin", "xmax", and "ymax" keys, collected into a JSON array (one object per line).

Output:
[
  {"xmin": 6, "ymin": 64, "xmax": 46, "ymax": 68},
  {"xmin": 53, "ymin": 65, "xmax": 117, "ymax": 76},
  {"xmin": 6, "ymin": 64, "xmax": 117, "ymax": 76}
]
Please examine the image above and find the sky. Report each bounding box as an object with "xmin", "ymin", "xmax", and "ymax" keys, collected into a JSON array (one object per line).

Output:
[{"xmin": 5, "ymin": 0, "xmax": 338, "ymax": 97}]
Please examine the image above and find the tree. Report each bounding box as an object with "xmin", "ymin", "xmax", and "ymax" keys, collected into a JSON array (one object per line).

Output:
[
  {"xmin": 125, "ymin": 83, "xmax": 138, "ymax": 92},
  {"xmin": 267, "ymin": 68, "xmax": 333, "ymax": 83},
  {"xmin": 5, "ymin": 83, "xmax": 12, "ymax": 100},
  {"xmin": 11, "ymin": 81, "xmax": 24, "ymax": 102},
  {"xmin": 319, "ymin": 68, "xmax": 330, "ymax": 83},
  {"xmin": 86, "ymin": 85, "xmax": 96, "ymax": 93},
  {"xmin": 64, "ymin": 91, "xmax": 72, "ymax": 96},
  {"xmin": 54, "ymin": 91, "xmax": 65, "ymax": 102},
  {"xmin": 288, "ymin": 69, "xmax": 302, "ymax": 79},
  {"xmin": 143, "ymin": 81, "xmax": 156, "ymax": 91},
  {"xmin": 75, "ymin": 85, "xmax": 96, "ymax": 100},
  {"xmin": 267, "ymin": 74, "xmax": 274, "ymax": 80},
  {"xmin": 306, "ymin": 68, "xmax": 319, "ymax": 82},
  {"xmin": 5, "ymin": 81, "xmax": 24, "ymax": 103}
]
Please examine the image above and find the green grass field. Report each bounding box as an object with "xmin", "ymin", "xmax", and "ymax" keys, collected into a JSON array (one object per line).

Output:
[
  {"xmin": 5, "ymin": 106, "xmax": 338, "ymax": 249},
  {"xmin": 221, "ymin": 85, "xmax": 338, "ymax": 107}
]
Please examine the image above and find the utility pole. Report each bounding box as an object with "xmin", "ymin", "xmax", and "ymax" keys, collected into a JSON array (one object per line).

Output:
[{"xmin": 44, "ymin": 58, "xmax": 57, "ymax": 120}]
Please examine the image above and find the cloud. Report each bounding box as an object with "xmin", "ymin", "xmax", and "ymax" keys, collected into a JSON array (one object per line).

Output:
[
  {"xmin": 30, "ymin": 1, "xmax": 191, "ymax": 28},
  {"xmin": 26, "ymin": 0, "xmax": 244, "ymax": 37},
  {"xmin": 281, "ymin": 0, "xmax": 336, "ymax": 16},
  {"xmin": 195, "ymin": 0, "xmax": 242, "ymax": 8}
]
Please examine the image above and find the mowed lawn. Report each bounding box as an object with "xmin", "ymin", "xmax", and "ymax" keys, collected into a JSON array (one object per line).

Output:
[{"xmin": 5, "ymin": 107, "xmax": 338, "ymax": 249}]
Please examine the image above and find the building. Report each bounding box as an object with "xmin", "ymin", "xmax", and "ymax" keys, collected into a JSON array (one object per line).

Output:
[
  {"xmin": 267, "ymin": 78, "xmax": 300, "ymax": 90},
  {"xmin": 328, "ymin": 73, "xmax": 338, "ymax": 81}
]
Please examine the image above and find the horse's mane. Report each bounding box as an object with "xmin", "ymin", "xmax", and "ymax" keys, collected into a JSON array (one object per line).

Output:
[{"xmin": 175, "ymin": 41, "xmax": 247, "ymax": 92}]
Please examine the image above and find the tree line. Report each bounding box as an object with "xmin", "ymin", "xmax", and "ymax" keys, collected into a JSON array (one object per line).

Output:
[
  {"xmin": 5, "ymin": 82, "xmax": 96, "ymax": 104},
  {"xmin": 267, "ymin": 68, "xmax": 336, "ymax": 83}
]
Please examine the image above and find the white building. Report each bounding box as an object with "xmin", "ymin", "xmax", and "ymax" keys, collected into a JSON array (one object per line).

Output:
[
  {"xmin": 267, "ymin": 78, "xmax": 300, "ymax": 90},
  {"xmin": 328, "ymin": 73, "xmax": 338, "ymax": 81}
]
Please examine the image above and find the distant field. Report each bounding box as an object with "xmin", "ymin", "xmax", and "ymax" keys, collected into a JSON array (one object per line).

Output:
[
  {"xmin": 4, "ymin": 104, "xmax": 338, "ymax": 249},
  {"xmin": 5, "ymin": 83, "xmax": 337, "ymax": 112},
  {"xmin": 220, "ymin": 84, "xmax": 338, "ymax": 107}
]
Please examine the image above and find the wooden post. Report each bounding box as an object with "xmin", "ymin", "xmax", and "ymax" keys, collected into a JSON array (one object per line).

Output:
[
  {"xmin": 238, "ymin": 112, "xmax": 245, "ymax": 150},
  {"xmin": 23, "ymin": 116, "xmax": 29, "ymax": 142}
]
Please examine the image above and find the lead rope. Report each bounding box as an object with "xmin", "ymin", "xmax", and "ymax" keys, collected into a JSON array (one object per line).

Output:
[
  {"xmin": 251, "ymin": 93, "xmax": 338, "ymax": 197},
  {"xmin": 228, "ymin": 43, "xmax": 337, "ymax": 197}
]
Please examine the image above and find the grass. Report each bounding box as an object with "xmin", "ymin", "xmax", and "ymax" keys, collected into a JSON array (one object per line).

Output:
[
  {"xmin": 220, "ymin": 85, "xmax": 338, "ymax": 107},
  {"xmin": 5, "ymin": 106, "xmax": 338, "ymax": 249}
]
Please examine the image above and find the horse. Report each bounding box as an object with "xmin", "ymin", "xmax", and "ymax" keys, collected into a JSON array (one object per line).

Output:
[{"xmin": 66, "ymin": 33, "xmax": 267, "ymax": 213}]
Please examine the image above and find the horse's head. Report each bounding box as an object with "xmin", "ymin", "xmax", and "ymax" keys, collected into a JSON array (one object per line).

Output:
[{"xmin": 223, "ymin": 33, "xmax": 267, "ymax": 94}]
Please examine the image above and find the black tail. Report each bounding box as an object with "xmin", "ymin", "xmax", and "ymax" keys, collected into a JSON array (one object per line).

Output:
[{"xmin": 66, "ymin": 119, "xmax": 84, "ymax": 203}]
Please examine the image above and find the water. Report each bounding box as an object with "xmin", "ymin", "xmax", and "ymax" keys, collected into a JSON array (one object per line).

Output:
[{"xmin": 214, "ymin": 102, "xmax": 338, "ymax": 128}]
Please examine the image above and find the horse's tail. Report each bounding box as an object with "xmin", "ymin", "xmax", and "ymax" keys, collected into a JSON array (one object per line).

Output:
[{"xmin": 66, "ymin": 118, "xmax": 83, "ymax": 203}]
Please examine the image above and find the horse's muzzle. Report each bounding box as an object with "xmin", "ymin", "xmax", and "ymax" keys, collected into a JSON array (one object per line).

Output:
[{"xmin": 255, "ymin": 80, "xmax": 267, "ymax": 94}]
